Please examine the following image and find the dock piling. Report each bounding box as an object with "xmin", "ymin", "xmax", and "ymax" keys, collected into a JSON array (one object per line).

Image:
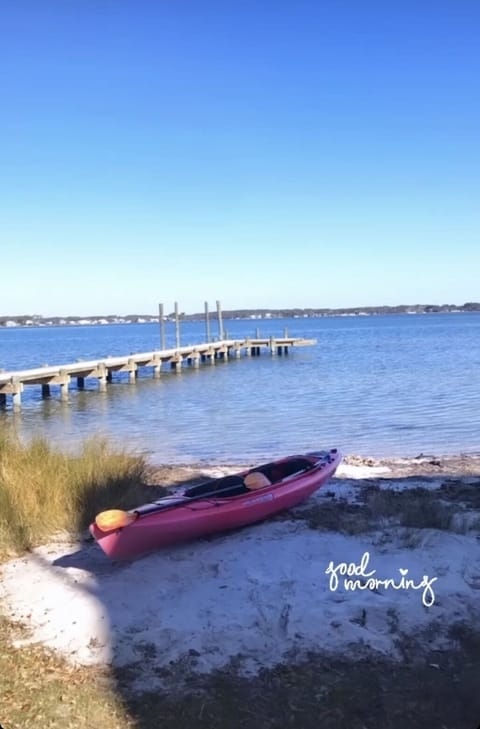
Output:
[
  {"xmin": 59, "ymin": 370, "xmax": 70, "ymax": 401},
  {"xmin": 174, "ymin": 302, "xmax": 180, "ymax": 348},
  {"xmin": 12, "ymin": 379, "xmax": 22, "ymax": 410},
  {"xmin": 159, "ymin": 303, "xmax": 166, "ymax": 350},
  {"xmin": 205, "ymin": 301, "xmax": 211, "ymax": 343},
  {"xmin": 152, "ymin": 354, "xmax": 161, "ymax": 378},
  {"xmin": 127, "ymin": 359, "xmax": 137, "ymax": 384},
  {"xmin": 217, "ymin": 300, "xmax": 224, "ymax": 340},
  {"xmin": 97, "ymin": 364, "xmax": 108, "ymax": 392}
]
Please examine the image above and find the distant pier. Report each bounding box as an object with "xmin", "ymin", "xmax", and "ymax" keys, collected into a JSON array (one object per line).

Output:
[{"xmin": 0, "ymin": 337, "xmax": 316, "ymax": 410}]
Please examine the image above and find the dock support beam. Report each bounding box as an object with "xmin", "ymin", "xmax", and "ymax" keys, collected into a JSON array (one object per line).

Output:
[
  {"xmin": 77, "ymin": 377, "xmax": 85, "ymax": 389},
  {"xmin": 0, "ymin": 394, "xmax": 6, "ymax": 408},
  {"xmin": 42, "ymin": 384, "xmax": 51, "ymax": 398}
]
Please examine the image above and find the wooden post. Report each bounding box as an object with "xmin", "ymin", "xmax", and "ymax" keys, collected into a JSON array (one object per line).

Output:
[
  {"xmin": 175, "ymin": 302, "xmax": 180, "ymax": 348},
  {"xmin": 0, "ymin": 393, "xmax": 6, "ymax": 408},
  {"xmin": 128, "ymin": 359, "xmax": 137, "ymax": 383},
  {"xmin": 12, "ymin": 379, "xmax": 22, "ymax": 410},
  {"xmin": 205, "ymin": 301, "xmax": 211, "ymax": 343},
  {"xmin": 77, "ymin": 377, "xmax": 85, "ymax": 389},
  {"xmin": 152, "ymin": 354, "xmax": 161, "ymax": 378},
  {"xmin": 42, "ymin": 384, "xmax": 51, "ymax": 398},
  {"xmin": 59, "ymin": 370, "xmax": 69, "ymax": 401},
  {"xmin": 270, "ymin": 336, "xmax": 276, "ymax": 355},
  {"xmin": 159, "ymin": 303, "xmax": 166, "ymax": 350},
  {"xmin": 284, "ymin": 327, "xmax": 289, "ymax": 338},
  {"xmin": 97, "ymin": 364, "xmax": 107, "ymax": 392},
  {"xmin": 256, "ymin": 327, "xmax": 260, "ymax": 339},
  {"xmin": 216, "ymin": 300, "xmax": 224, "ymax": 340},
  {"xmin": 171, "ymin": 356, "xmax": 182, "ymax": 373}
]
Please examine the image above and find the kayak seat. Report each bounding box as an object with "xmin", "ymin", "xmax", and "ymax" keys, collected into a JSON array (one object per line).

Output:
[
  {"xmin": 255, "ymin": 457, "xmax": 315, "ymax": 483},
  {"xmin": 184, "ymin": 475, "xmax": 247, "ymax": 499}
]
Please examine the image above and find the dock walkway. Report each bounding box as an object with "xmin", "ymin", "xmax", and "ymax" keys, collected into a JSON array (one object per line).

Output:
[{"xmin": 0, "ymin": 337, "xmax": 316, "ymax": 409}]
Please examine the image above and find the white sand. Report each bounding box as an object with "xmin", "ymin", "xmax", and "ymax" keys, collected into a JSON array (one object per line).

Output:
[{"xmin": 1, "ymin": 470, "xmax": 480, "ymax": 686}]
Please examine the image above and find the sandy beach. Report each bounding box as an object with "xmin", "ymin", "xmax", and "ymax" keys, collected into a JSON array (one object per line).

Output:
[{"xmin": 1, "ymin": 453, "xmax": 480, "ymax": 728}]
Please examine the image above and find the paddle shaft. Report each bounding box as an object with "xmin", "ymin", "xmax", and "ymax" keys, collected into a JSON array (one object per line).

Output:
[
  {"xmin": 133, "ymin": 480, "xmax": 248, "ymax": 518},
  {"xmin": 133, "ymin": 463, "xmax": 319, "ymax": 519}
]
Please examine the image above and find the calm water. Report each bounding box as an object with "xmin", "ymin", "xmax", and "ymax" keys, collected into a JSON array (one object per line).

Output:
[{"xmin": 1, "ymin": 314, "xmax": 480, "ymax": 464}]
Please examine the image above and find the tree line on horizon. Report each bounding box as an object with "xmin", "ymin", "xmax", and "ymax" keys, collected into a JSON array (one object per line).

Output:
[{"xmin": 1, "ymin": 302, "xmax": 480, "ymax": 326}]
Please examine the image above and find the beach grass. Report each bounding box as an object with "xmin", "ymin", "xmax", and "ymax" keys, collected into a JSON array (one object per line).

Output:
[{"xmin": 0, "ymin": 429, "xmax": 156, "ymax": 559}]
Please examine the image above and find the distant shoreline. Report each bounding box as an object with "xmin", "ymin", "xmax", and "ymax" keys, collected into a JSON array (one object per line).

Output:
[{"xmin": 2, "ymin": 303, "xmax": 480, "ymax": 328}]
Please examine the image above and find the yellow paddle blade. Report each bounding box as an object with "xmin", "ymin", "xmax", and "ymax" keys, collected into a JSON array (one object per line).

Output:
[{"xmin": 95, "ymin": 509, "xmax": 137, "ymax": 532}]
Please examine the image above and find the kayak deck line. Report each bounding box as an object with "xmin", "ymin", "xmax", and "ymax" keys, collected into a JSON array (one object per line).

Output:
[{"xmin": 0, "ymin": 336, "xmax": 316, "ymax": 410}]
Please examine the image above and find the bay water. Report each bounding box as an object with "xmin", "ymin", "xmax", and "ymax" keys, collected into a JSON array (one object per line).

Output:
[{"xmin": 1, "ymin": 313, "xmax": 479, "ymax": 464}]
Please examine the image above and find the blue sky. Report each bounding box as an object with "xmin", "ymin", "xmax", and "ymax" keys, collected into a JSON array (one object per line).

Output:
[{"xmin": 1, "ymin": 1, "xmax": 479, "ymax": 315}]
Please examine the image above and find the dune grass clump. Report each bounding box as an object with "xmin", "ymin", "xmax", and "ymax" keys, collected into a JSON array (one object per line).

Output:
[{"xmin": 0, "ymin": 430, "xmax": 154, "ymax": 558}]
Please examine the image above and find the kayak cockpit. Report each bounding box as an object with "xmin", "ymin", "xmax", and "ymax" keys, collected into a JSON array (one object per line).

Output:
[{"xmin": 183, "ymin": 456, "xmax": 316, "ymax": 499}]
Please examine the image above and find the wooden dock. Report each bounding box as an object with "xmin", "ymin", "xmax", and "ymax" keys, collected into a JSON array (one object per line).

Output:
[{"xmin": 0, "ymin": 337, "xmax": 316, "ymax": 410}]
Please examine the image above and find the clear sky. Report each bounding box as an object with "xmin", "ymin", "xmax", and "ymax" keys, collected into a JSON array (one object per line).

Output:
[{"xmin": 1, "ymin": 1, "xmax": 479, "ymax": 316}]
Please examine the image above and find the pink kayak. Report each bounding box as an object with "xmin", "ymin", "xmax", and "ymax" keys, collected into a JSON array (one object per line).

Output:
[{"xmin": 90, "ymin": 448, "xmax": 341, "ymax": 560}]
